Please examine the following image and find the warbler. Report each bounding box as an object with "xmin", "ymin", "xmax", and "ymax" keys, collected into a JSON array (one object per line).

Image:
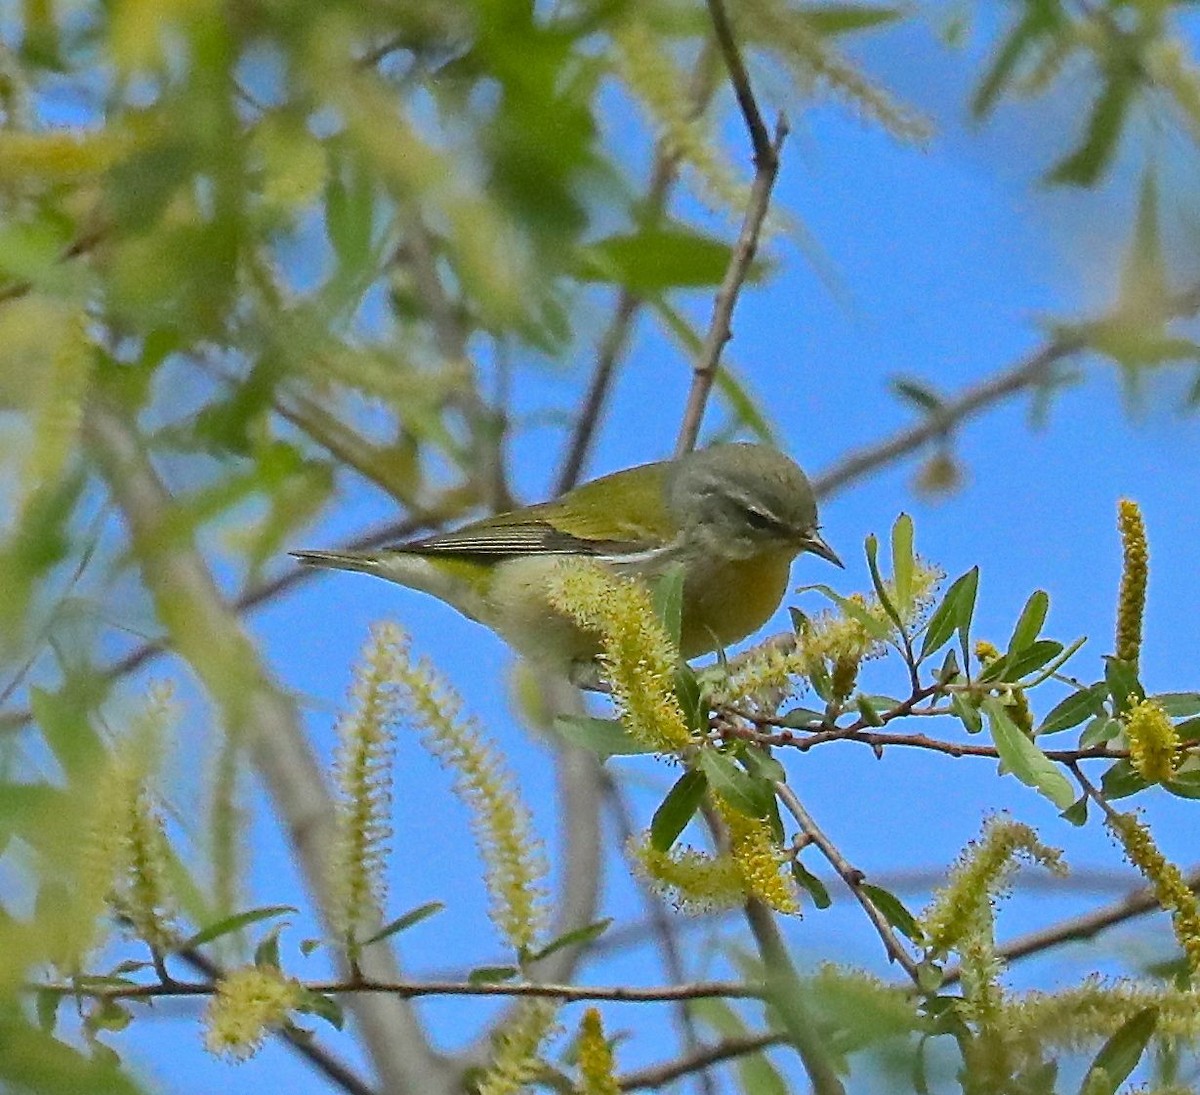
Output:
[{"xmin": 293, "ymin": 443, "xmax": 841, "ymax": 670}]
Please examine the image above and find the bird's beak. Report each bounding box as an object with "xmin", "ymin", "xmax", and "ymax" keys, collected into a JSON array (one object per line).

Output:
[{"xmin": 804, "ymin": 531, "xmax": 844, "ymax": 569}]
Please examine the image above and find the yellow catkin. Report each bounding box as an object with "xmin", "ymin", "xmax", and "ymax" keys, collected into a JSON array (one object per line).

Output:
[
  {"xmin": 713, "ymin": 794, "xmax": 798, "ymax": 915},
  {"xmin": 476, "ymin": 1000, "xmax": 559, "ymax": 1095},
  {"xmin": 203, "ymin": 966, "xmax": 303, "ymax": 1062},
  {"xmin": 576, "ymin": 1008, "xmax": 620, "ymax": 1095},
  {"xmin": 1125, "ymin": 698, "xmax": 1179, "ymax": 783},
  {"xmin": 1116, "ymin": 499, "xmax": 1149, "ymax": 669},
  {"xmin": 631, "ymin": 835, "xmax": 748, "ymax": 912},
  {"xmin": 1109, "ymin": 812, "xmax": 1200, "ymax": 979},
  {"xmin": 545, "ymin": 561, "xmax": 694, "ymax": 752}
]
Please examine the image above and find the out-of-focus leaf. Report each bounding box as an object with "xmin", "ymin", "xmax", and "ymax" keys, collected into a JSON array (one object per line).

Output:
[
  {"xmin": 577, "ymin": 227, "xmax": 748, "ymax": 292},
  {"xmin": 553, "ymin": 716, "xmax": 654, "ymax": 756},
  {"xmin": 798, "ymin": 3, "xmax": 903, "ymax": 36},
  {"xmin": 1077, "ymin": 1007, "xmax": 1157, "ymax": 1095},
  {"xmin": 1046, "ymin": 72, "xmax": 1134, "ymax": 187}
]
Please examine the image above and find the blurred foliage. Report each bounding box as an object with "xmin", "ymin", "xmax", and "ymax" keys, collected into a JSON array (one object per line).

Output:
[{"xmin": 3, "ymin": 0, "xmax": 1200, "ymax": 1091}]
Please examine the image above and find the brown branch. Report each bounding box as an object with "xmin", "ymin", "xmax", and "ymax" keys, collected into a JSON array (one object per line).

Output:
[
  {"xmin": 82, "ymin": 393, "xmax": 457, "ymax": 1095},
  {"xmin": 619, "ymin": 1031, "xmax": 787, "ymax": 1091},
  {"xmin": 556, "ymin": 45, "xmax": 719, "ymax": 493},
  {"xmin": 676, "ymin": 0, "xmax": 786, "ymax": 456},
  {"xmin": 40, "ymin": 975, "xmax": 760, "ymax": 1005},
  {"xmin": 812, "ymin": 281, "xmax": 1200, "ymax": 500},
  {"xmin": 774, "ymin": 782, "xmax": 920, "ymax": 981}
]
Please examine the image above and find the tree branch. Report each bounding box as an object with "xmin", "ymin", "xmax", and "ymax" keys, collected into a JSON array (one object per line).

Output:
[{"xmin": 83, "ymin": 393, "xmax": 458, "ymax": 1095}]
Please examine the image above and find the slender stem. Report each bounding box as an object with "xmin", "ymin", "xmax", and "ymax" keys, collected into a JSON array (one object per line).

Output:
[
  {"xmin": 774, "ymin": 783, "xmax": 921, "ymax": 981},
  {"xmin": 618, "ymin": 1031, "xmax": 787, "ymax": 1091}
]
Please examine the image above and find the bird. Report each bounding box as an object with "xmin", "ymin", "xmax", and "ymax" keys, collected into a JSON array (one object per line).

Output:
[{"xmin": 293, "ymin": 442, "xmax": 842, "ymax": 671}]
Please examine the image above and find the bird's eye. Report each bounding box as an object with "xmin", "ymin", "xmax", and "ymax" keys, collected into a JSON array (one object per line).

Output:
[{"xmin": 744, "ymin": 508, "xmax": 776, "ymax": 532}]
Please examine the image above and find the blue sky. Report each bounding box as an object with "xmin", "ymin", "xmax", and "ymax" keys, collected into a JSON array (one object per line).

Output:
[{"xmin": 54, "ymin": 9, "xmax": 1200, "ymax": 1093}]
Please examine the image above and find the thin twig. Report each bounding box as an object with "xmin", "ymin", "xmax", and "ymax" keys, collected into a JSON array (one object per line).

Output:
[
  {"xmin": 676, "ymin": 0, "xmax": 786, "ymax": 456},
  {"xmin": 774, "ymin": 783, "xmax": 921, "ymax": 981},
  {"xmin": 618, "ymin": 1031, "xmax": 787, "ymax": 1091},
  {"xmin": 39, "ymin": 975, "xmax": 759, "ymax": 1005}
]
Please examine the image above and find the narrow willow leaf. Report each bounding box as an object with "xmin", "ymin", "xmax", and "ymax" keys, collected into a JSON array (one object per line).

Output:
[
  {"xmin": 468, "ymin": 966, "xmax": 519, "ymax": 984},
  {"xmin": 1060, "ymin": 797, "xmax": 1088, "ymax": 827},
  {"xmin": 179, "ymin": 905, "xmax": 298, "ymax": 951},
  {"xmin": 1046, "ymin": 73, "xmax": 1133, "ymax": 187},
  {"xmin": 791, "ymin": 860, "xmax": 832, "ymax": 909},
  {"xmin": 984, "ymin": 698, "xmax": 1075, "ymax": 809},
  {"xmin": 298, "ymin": 991, "xmax": 344, "ymax": 1030},
  {"xmin": 1006, "ymin": 590, "xmax": 1049, "ymax": 657},
  {"xmin": 891, "ymin": 512, "xmax": 914, "ymax": 615},
  {"xmin": 651, "ymin": 564, "xmax": 685, "ymax": 647},
  {"xmin": 359, "ymin": 901, "xmax": 445, "ymax": 947},
  {"xmin": 1004, "ymin": 639, "xmax": 1064, "ymax": 681},
  {"xmin": 861, "ymin": 883, "xmax": 923, "ymax": 942},
  {"xmin": 1154, "ymin": 692, "xmax": 1200, "ymax": 718},
  {"xmin": 699, "ymin": 750, "xmax": 771, "ymax": 818},
  {"xmin": 1164, "ymin": 772, "xmax": 1200, "ymax": 800},
  {"xmin": 1080, "ymin": 715, "xmax": 1122, "ymax": 749},
  {"xmin": 526, "ymin": 918, "xmax": 613, "ymax": 962},
  {"xmin": 1077, "ymin": 1007, "xmax": 1157, "ymax": 1095},
  {"xmin": 740, "ymin": 746, "xmax": 787, "ymax": 784},
  {"xmin": 1105, "ymin": 656, "xmax": 1144, "ymax": 716},
  {"xmin": 650, "ymin": 769, "xmax": 708, "ymax": 852},
  {"xmin": 865, "ymin": 534, "xmax": 904, "ymax": 630},
  {"xmin": 1100, "ymin": 759, "xmax": 1149, "ymax": 801},
  {"xmin": 1038, "ymin": 685, "xmax": 1107, "ymax": 736},
  {"xmin": 856, "ymin": 694, "xmax": 884, "ymax": 727},
  {"xmin": 920, "ymin": 567, "xmax": 979, "ymax": 659},
  {"xmin": 799, "ymin": 583, "xmax": 894, "ymax": 641},
  {"xmin": 553, "ymin": 715, "xmax": 654, "ymax": 756},
  {"xmin": 779, "ymin": 707, "xmax": 825, "ymax": 730},
  {"xmin": 951, "ymin": 693, "xmax": 982, "ymax": 735}
]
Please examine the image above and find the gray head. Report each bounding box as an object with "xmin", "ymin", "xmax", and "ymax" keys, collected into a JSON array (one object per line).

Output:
[{"xmin": 665, "ymin": 443, "xmax": 842, "ymax": 566}]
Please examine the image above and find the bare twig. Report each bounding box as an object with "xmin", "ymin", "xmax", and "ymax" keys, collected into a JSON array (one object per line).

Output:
[
  {"xmin": 676, "ymin": 0, "xmax": 786, "ymax": 456},
  {"xmin": 774, "ymin": 783, "xmax": 921, "ymax": 981},
  {"xmin": 556, "ymin": 45, "xmax": 719, "ymax": 493},
  {"xmin": 619, "ymin": 1031, "xmax": 787, "ymax": 1091},
  {"xmin": 83, "ymin": 394, "xmax": 457, "ymax": 1095},
  {"xmin": 39, "ymin": 975, "xmax": 759, "ymax": 1005}
]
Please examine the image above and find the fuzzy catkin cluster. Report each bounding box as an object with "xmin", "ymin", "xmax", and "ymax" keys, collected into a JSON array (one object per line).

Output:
[
  {"xmin": 545, "ymin": 560, "xmax": 695, "ymax": 752},
  {"xmin": 203, "ymin": 966, "xmax": 303, "ymax": 1061}
]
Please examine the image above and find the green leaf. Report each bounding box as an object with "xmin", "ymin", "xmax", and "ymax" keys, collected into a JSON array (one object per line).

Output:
[
  {"xmin": 36, "ymin": 989, "xmax": 63, "ymax": 1034},
  {"xmin": 651, "ymin": 564, "xmax": 685, "ymax": 647},
  {"xmin": 856, "ymin": 694, "xmax": 884, "ymax": 727},
  {"xmin": 297, "ymin": 991, "xmax": 344, "ymax": 1031},
  {"xmin": 1060, "ymin": 796, "xmax": 1089, "ymax": 826},
  {"xmin": 891, "ymin": 377, "xmax": 943, "ymax": 414},
  {"xmin": 179, "ymin": 905, "xmax": 298, "ymax": 951},
  {"xmin": 920, "ymin": 567, "xmax": 979, "ymax": 660},
  {"xmin": 577, "ymin": 226, "xmax": 742, "ymax": 292},
  {"xmin": 1046, "ymin": 72, "xmax": 1134, "ymax": 187},
  {"xmin": 865, "ymin": 534, "xmax": 903, "ymax": 630},
  {"xmin": 254, "ymin": 924, "xmax": 286, "ymax": 970},
  {"xmin": 1077, "ymin": 1007, "xmax": 1157, "ymax": 1095},
  {"xmin": 674, "ymin": 664, "xmax": 704, "ymax": 733},
  {"xmin": 28, "ymin": 685, "xmax": 105, "ymax": 785},
  {"xmin": 779, "ymin": 707, "xmax": 825, "ymax": 730},
  {"xmin": 1101, "ymin": 759, "xmax": 1149, "ymax": 801},
  {"xmin": 791, "ymin": 861, "xmax": 832, "ymax": 909},
  {"xmin": 650, "ymin": 769, "xmax": 708, "ymax": 852},
  {"xmin": 1080, "ymin": 715, "xmax": 1122, "ymax": 749},
  {"xmin": 553, "ymin": 715, "xmax": 654, "ymax": 757},
  {"xmin": 740, "ymin": 746, "xmax": 787, "ymax": 784},
  {"xmin": 468, "ymin": 965, "xmax": 519, "ymax": 984},
  {"xmin": 984, "ymin": 698, "xmax": 1075, "ymax": 809},
  {"xmin": 1006, "ymin": 590, "xmax": 1049, "ymax": 657},
  {"xmin": 891, "ymin": 513, "xmax": 914, "ymax": 615},
  {"xmin": 1154, "ymin": 692, "xmax": 1200, "ymax": 718},
  {"xmin": 798, "ymin": 3, "xmax": 903, "ymax": 36},
  {"xmin": 799, "ymin": 583, "xmax": 894, "ymax": 641},
  {"xmin": 1037, "ymin": 685, "xmax": 1107, "ymax": 736},
  {"xmin": 972, "ymin": 5, "xmax": 1061, "ymax": 118},
  {"xmin": 1164, "ymin": 771, "xmax": 1200, "ymax": 800},
  {"xmin": 358, "ymin": 902, "xmax": 445, "ymax": 947},
  {"xmin": 526, "ymin": 918, "xmax": 613, "ymax": 963},
  {"xmin": 1004, "ymin": 640, "xmax": 1065, "ymax": 681},
  {"xmin": 861, "ymin": 884, "xmax": 923, "ymax": 943},
  {"xmin": 1105, "ymin": 657, "xmax": 1144, "ymax": 716},
  {"xmin": 951, "ymin": 693, "xmax": 983, "ymax": 735},
  {"xmin": 698, "ymin": 750, "xmax": 771, "ymax": 818}
]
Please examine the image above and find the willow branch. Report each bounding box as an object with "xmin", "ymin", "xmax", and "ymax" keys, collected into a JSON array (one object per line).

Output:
[
  {"xmin": 83, "ymin": 393, "xmax": 457, "ymax": 1095},
  {"xmin": 676, "ymin": 0, "xmax": 786, "ymax": 456},
  {"xmin": 774, "ymin": 783, "xmax": 920, "ymax": 981},
  {"xmin": 618, "ymin": 1031, "xmax": 787, "ymax": 1091}
]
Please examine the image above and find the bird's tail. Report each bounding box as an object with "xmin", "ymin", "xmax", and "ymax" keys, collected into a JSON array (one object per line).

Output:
[{"xmin": 291, "ymin": 549, "xmax": 382, "ymax": 576}]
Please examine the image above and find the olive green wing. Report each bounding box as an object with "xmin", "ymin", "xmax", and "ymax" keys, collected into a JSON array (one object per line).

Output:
[{"xmin": 397, "ymin": 460, "xmax": 676, "ymax": 558}]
